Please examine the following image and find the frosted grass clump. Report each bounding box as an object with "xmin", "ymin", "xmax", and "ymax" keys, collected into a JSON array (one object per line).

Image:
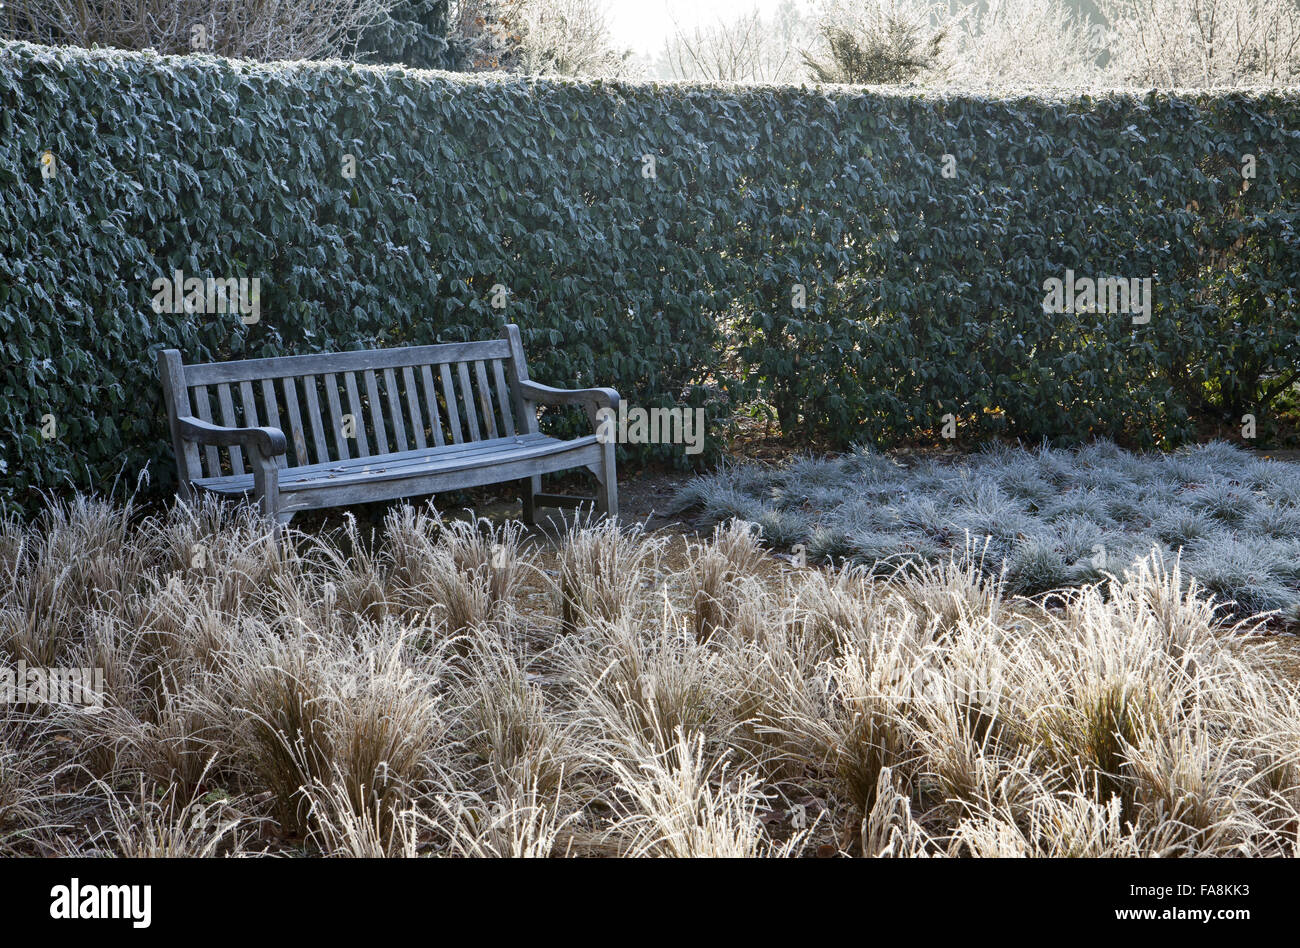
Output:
[{"xmin": 674, "ymin": 440, "xmax": 1300, "ymax": 619}]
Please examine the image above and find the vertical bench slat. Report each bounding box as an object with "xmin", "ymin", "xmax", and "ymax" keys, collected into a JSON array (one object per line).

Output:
[
  {"xmin": 440, "ymin": 363, "xmax": 464, "ymax": 444},
  {"xmin": 492, "ymin": 359, "xmax": 516, "ymax": 437},
  {"xmin": 302, "ymin": 375, "xmax": 330, "ymax": 464},
  {"xmin": 504, "ymin": 323, "xmax": 540, "ymax": 436},
  {"xmin": 344, "ymin": 372, "xmax": 371, "ymax": 457},
  {"xmin": 260, "ymin": 378, "xmax": 287, "ymax": 469},
  {"xmin": 282, "ymin": 376, "xmax": 310, "ymax": 468},
  {"xmin": 364, "ymin": 370, "xmax": 390, "ymax": 455},
  {"xmin": 457, "ymin": 362, "xmax": 482, "ymax": 441},
  {"xmin": 474, "ymin": 360, "xmax": 499, "ymax": 440},
  {"xmin": 383, "ymin": 367, "xmax": 409, "ymax": 452},
  {"xmin": 239, "ymin": 381, "xmax": 259, "ymax": 428},
  {"xmin": 324, "ymin": 373, "xmax": 350, "ymax": 461},
  {"xmin": 420, "ymin": 365, "xmax": 446, "ymax": 447},
  {"xmin": 402, "ymin": 366, "xmax": 427, "ymax": 449},
  {"xmin": 216, "ymin": 384, "xmax": 245, "ymax": 475},
  {"xmin": 191, "ymin": 386, "xmax": 222, "ymax": 478}
]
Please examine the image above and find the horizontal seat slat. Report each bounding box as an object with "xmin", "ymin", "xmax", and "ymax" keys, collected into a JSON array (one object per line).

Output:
[
  {"xmin": 196, "ymin": 433, "xmax": 553, "ymax": 488},
  {"xmin": 193, "ymin": 433, "xmax": 587, "ymax": 493},
  {"xmin": 277, "ymin": 445, "xmax": 606, "ymax": 514},
  {"xmin": 182, "ymin": 340, "xmax": 512, "ymax": 386}
]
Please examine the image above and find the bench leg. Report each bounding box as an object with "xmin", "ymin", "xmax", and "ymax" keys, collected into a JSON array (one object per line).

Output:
[
  {"xmin": 250, "ymin": 451, "xmax": 282, "ymax": 524},
  {"xmin": 594, "ymin": 442, "xmax": 617, "ymax": 520},
  {"xmin": 522, "ymin": 475, "xmax": 542, "ymax": 527}
]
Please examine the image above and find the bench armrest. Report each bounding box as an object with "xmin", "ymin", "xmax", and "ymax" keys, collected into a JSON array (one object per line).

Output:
[
  {"xmin": 519, "ymin": 380, "xmax": 619, "ymax": 417},
  {"xmin": 177, "ymin": 416, "xmax": 287, "ymax": 457}
]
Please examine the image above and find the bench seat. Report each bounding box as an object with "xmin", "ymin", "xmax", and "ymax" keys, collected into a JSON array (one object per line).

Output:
[{"xmin": 193, "ymin": 433, "xmax": 601, "ymax": 512}]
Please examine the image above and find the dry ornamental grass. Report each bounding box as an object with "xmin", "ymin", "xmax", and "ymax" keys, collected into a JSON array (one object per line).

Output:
[{"xmin": 0, "ymin": 492, "xmax": 1298, "ymax": 857}]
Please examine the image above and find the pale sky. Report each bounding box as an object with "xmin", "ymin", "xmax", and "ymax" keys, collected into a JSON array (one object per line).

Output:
[{"xmin": 607, "ymin": 0, "xmax": 805, "ymax": 60}]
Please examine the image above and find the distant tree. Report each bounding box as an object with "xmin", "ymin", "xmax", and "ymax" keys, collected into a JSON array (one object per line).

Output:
[
  {"xmin": 512, "ymin": 0, "xmax": 637, "ymax": 77},
  {"xmin": 659, "ymin": 1, "xmax": 810, "ymax": 83},
  {"xmin": 802, "ymin": 0, "xmax": 946, "ymax": 84},
  {"xmin": 435, "ymin": 0, "xmax": 631, "ymax": 76},
  {"xmin": 354, "ymin": 0, "xmax": 456, "ymax": 69},
  {"xmin": 443, "ymin": 0, "xmax": 525, "ymax": 71},
  {"xmin": 943, "ymin": 0, "xmax": 1107, "ymax": 89},
  {"xmin": 1098, "ymin": 0, "xmax": 1300, "ymax": 86}
]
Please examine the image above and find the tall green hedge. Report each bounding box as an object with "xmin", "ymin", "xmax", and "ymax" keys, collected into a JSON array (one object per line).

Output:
[{"xmin": 1, "ymin": 40, "xmax": 1297, "ymax": 513}]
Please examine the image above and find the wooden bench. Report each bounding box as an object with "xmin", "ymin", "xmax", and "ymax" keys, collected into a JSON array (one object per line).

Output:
[{"xmin": 156, "ymin": 324, "xmax": 618, "ymax": 524}]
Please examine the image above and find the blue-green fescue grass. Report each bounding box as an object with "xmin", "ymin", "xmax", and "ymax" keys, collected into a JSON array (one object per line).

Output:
[{"xmin": 672, "ymin": 441, "xmax": 1300, "ymax": 621}]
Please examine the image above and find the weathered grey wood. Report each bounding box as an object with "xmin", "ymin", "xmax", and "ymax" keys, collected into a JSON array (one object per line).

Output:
[
  {"xmin": 505, "ymin": 326, "xmax": 541, "ymax": 432},
  {"xmin": 266, "ymin": 448, "xmax": 602, "ymax": 518},
  {"xmin": 281, "ymin": 376, "xmax": 310, "ymax": 468},
  {"xmin": 363, "ymin": 370, "xmax": 389, "ymax": 455},
  {"xmin": 343, "ymin": 372, "xmax": 371, "ymax": 457},
  {"xmin": 594, "ymin": 437, "xmax": 617, "ymax": 517},
  {"xmin": 383, "ymin": 367, "xmax": 409, "ymax": 452},
  {"xmin": 457, "ymin": 362, "xmax": 481, "ymax": 441},
  {"xmin": 177, "ymin": 416, "xmax": 286, "ymax": 455},
  {"xmin": 260, "ymin": 378, "xmax": 288, "ymax": 469},
  {"xmin": 157, "ymin": 325, "xmax": 619, "ymax": 524},
  {"xmin": 302, "ymin": 375, "xmax": 330, "ymax": 465},
  {"xmin": 216, "ymin": 384, "xmax": 245, "ymax": 475},
  {"xmin": 492, "ymin": 359, "xmax": 516, "ymax": 437},
  {"xmin": 195, "ymin": 434, "xmax": 557, "ymax": 490},
  {"xmin": 183, "ymin": 339, "xmax": 512, "ymax": 386},
  {"xmin": 324, "ymin": 373, "xmax": 350, "ymax": 461},
  {"xmin": 158, "ymin": 349, "xmax": 199, "ymax": 497},
  {"xmin": 420, "ymin": 364, "xmax": 446, "ymax": 448},
  {"xmin": 503, "ymin": 324, "xmax": 541, "ymax": 523},
  {"xmin": 189, "ymin": 386, "xmax": 221, "ymax": 479},
  {"xmin": 474, "ymin": 360, "xmax": 499, "ymax": 440},
  {"xmin": 518, "ymin": 379, "xmax": 619, "ymax": 418},
  {"xmin": 403, "ymin": 366, "xmax": 427, "ymax": 450},
  {"xmin": 212, "ymin": 441, "xmax": 604, "ymax": 510},
  {"xmin": 239, "ymin": 381, "xmax": 259, "ymax": 428},
  {"xmin": 440, "ymin": 363, "xmax": 463, "ymax": 444}
]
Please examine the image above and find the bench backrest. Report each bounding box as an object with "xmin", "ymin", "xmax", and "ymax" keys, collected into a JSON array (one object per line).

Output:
[{"xmin": 159, "ymin": 325, "xmax": 537, "ymax": 482}]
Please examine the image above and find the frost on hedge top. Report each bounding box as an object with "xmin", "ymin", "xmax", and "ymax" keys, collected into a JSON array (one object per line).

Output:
[{"xmin": 0, "ymin": 39, "xmax": 1297, "ymax": 511}]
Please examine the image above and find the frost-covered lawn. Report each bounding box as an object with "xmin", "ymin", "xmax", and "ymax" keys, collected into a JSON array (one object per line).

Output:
[{"xmin": 673, "ymin": 441, "xmax": 1300, "ymax": 620}]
